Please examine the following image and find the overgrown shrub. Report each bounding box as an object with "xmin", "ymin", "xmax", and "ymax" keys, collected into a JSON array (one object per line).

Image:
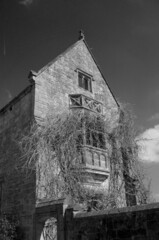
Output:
[
  {"xmin": 18, "ymin": 108, "xmax": 151, "ymax": 209},
  {"xmin": 0, "ymin": 213, "xmax": 19, "ymax": 240}
]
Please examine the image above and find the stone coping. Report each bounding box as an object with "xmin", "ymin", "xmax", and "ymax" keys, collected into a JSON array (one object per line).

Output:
[
  {"xmin": 36, "ymin": 198, "xmax": 65, "ymax": 208},
  {"xmin": 0, "ymin": 84, "xmax": 34, "ymax": 115},
  {"xmin": 74, "ymin": 202, "xmax": 159, "ymax": 218}
]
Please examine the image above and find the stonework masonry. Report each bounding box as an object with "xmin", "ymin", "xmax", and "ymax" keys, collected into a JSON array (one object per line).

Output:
[
  {"xmin": 0, "ymin": 84, "xmax": 35, "ymax": 239},
  {"xmin": 65, "ymin": 203, "xmax": 159, "ymax": 240},
  {"xmin": 0, "ymin": 38, "xmax": 119, "ymax": 239},
  {"xmin": 34, "ymin": 40, "xmax": 118, "ymax": 121}
]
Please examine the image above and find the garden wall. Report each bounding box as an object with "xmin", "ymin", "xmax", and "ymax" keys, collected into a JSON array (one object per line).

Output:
[{"xmin": 65, "ymin": 202, "xmax": 159, "ymax": 240}]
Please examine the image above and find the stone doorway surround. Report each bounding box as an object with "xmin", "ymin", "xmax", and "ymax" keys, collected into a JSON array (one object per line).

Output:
[{"xmin": 34, "ymin": 199, "xmax": 65, "ymax": 240}]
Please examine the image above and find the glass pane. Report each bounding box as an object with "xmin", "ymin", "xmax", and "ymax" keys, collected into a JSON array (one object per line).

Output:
[
  {"xmin": 92, "ymin": 132, "xmax": 98, "ymax": 147},
  {"xmin": 98, "ymin": 133, "xmax": 105, "ymax": 149},
  {"xmin": 84, "ymin": 76, "xmax": 89, "ymax": 90},
  {"xmin": 78, "ymin": 72, "xmax": 92, "ymax": 92},
  {"xmin": 94, "ymin": 152, "xmax": 100, "ymax": 166},
  {"xmin": 89, "ymin": 79, "xmax": 92, "ymax": 92},
  {"xmin": 78, "ymin": 73, "xmax": 83, "ymax": 88},
  {"xmin": 100, "ymin": 154, "xmax": 106, "ymax": 168},
  {"xmin": 86, "ymin": 150, "xmax": 93, "ymax": 165},
  {"xmin": 76, "ymin": 132, "xmax": 83, "ymax": 147},
  {"xmin": 86, "ymin": 128, "xmax": 91, "ymax": 145}
]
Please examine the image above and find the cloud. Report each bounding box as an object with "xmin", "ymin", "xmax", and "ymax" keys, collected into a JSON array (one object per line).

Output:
[
  {"xmin": 148, "ymin": 113, "xmax": 159, "ymax": 122},
  {"xmin": 138, "ymin": 125, "xmax": 159, "ymax": 163},
  {"xmin": 19, "ymin": 0, "xmax": 33, "ymax": 6}
]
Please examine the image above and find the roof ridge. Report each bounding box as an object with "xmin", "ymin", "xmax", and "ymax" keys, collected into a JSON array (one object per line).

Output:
[
  {"xmin": 37, "ymin": 39, "xmax": 83, "ymax": 75},
  {"xmin": 37, "ymin": 36, "xmax": 119, "ymax": 108},
  {"xmin": 83, "ymin": 39, "xmax": 120, "ymax": 108},
  {"xmin": 0, "ymin": 84, "xmax": 34, "ymax": 115}
]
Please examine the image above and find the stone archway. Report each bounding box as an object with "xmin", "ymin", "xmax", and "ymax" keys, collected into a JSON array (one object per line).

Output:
[{"xmin": 35, "ymin": 199, "xmax": 64, "ymax": 240}]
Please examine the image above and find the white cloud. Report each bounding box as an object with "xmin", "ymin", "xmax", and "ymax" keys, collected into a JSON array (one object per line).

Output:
[
  {"xmin": 19, "ymin": 0, "xmax": 33, "ymax": 6},
  {"xmin": 138, "ymin": 125, "xmax": 159, "ymax": 163}
]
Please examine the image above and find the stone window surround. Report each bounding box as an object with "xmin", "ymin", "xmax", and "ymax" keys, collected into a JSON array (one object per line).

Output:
[{"xmin": 76, "ymin": 68, "xmax": 93, "ymax": 92}]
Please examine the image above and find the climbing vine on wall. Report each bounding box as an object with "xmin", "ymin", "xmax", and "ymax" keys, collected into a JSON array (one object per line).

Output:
[
  {"xmin": 19, "ymin": 107, "xmax": 150, "ymax": 209},
  {"xmin": 108, "ymin": 106, "xmax": 150, "ymax": 207}
]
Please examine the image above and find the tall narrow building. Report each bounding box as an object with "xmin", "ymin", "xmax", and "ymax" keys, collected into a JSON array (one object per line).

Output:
[{"xmin": 0, "ymin": 33, "xmax": 119, "ymax": 240}]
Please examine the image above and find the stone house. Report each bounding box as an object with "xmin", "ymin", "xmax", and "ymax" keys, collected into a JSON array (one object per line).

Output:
[{"xmin": 0, "ymin": 33, "xmax": 119, "ymax": 239}]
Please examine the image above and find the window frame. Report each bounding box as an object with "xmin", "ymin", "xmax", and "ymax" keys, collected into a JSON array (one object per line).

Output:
[
  {"xmin": 86, "ymin": 128, "xmax": 106, "ymax": 150},
  {"xmin": 77, "ymin": 69, "xmax": 93, "ymax": 93}
]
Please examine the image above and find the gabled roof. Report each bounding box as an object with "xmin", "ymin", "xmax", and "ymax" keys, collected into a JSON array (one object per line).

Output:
[
  {"xmin": 0, "ymin": 84, "xmax": 34, "ymax": 115},
  {"xmin": 83, "ymin": 39, "xmax": 120, "ymax": 108},
  {"xmin": 37, "ymin": 38, "xmax": 119, "ymax": 108},
  {"xmin": 37, "ymin": 40, "xmax": 81, "ymax": 75},
  {"xmin": 0, "ymin": 36, "xmax": 119, "ymax": 114}
]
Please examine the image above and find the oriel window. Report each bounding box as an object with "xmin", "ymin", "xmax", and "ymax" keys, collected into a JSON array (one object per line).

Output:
[{"xmin": 86, "ymin": 128, "xmax": 106, "ymax": 149}]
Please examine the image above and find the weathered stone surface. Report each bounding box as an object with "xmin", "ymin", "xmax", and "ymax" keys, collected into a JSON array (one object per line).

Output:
[
  {"xmin": 65, "ymin": 203, "xmax": 159, "ymax": 240},
  {"xmin": 0, "ymin": 38, "xmax": 119, "ymax": 239},
  {"xmin": 0, "ymin": 85, "xmax": 35, "ymax": 240},
  {"xmin": 34, "ymin": 40, "xmax": 118, "ymax": 122}
]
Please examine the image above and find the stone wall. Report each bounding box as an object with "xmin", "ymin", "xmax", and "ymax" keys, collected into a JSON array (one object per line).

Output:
[
  {"xmin": 35, "ymin": 199, "xmax": 64, "ymax": 240},
  {"xmin": 34, "ymin": 39, "xmax": 118, "ymax": 123},
  {"xmin": 65, "ymin": 203, "xmax": 159, "ymax": 240},
  {"xmin": 33, "ymin": 39, "xmax": 120, "ymax": 202},
  {"xmin": 0, "ymin": 84, "xmax": 36, "ymax": 240},
  {"xmin": 0, "ymin": 38, "xmax": 120, "ymax": 240}
]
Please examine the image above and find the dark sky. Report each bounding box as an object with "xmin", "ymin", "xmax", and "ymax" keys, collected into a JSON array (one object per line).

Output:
[
  {"xmin": 1, "ymin": 0, "xmax": 159, "ymax": 128},
  {"xmin": 1, "ymin": 0, "xmax": 159, "ymax": 198}
]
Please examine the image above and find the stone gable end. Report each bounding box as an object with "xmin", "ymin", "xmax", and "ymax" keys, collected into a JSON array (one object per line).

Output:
[{"xmin": 34, "ymin": 40, "xmax": 118, "ymax": 122}]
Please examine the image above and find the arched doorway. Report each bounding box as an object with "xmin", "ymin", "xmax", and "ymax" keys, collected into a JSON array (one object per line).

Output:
[
  {"xmin": 40, "ymin": 217, "xmax": 57, "ymax": 240},
  {"xmin": 35, "ymin": 199, "xmax": 64, "ymax": 240}
]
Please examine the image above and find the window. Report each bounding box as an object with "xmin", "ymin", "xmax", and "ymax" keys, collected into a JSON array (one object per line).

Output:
[
  {"xmin": 85, "ymin": 116, "xmax": 106, "ymax": 149},
  {"xmin": 78, "ymin": 72, "xmax": 92, "ymax": 92},
  {"xmin": 86, "ymin": 129, "xmax": 106, "ymax": 149},
  {"xmin": 75, "ymin": 115, "xmax": 106, "ymax": 151}
]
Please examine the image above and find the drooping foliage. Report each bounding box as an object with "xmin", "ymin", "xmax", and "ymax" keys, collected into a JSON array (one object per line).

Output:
[
  {"xmin": 109, "ymin": 105, "xmax": 151, "ymax": 206},
  {"xmin": 19, "ymin": 107, "xmax": 150, "ymax": 209},
  {"xmin": 19, "ymin": 110, "xmax": 110, "ymax": 204}
]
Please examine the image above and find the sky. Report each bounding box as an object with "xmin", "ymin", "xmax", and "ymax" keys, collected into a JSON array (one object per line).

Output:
[{"xmin": 0, "ymin": 0, "xmax": 159, "ymax": 200}]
